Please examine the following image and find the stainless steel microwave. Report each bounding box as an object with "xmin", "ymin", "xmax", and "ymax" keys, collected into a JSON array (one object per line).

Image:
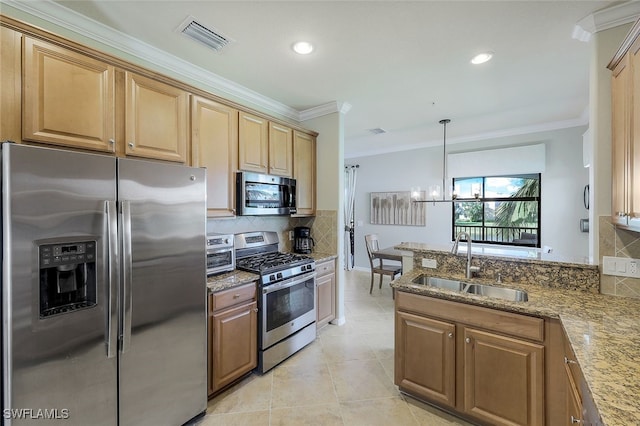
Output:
[{"xmin": 236, "ymin": 171, "xmax": 296, "ymax": 216}]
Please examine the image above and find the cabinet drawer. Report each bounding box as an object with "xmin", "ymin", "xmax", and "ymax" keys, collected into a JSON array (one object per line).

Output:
[
  {"xmin": 396, "ymin": 291, "xmax": 544, "ymax": 342},
  {"xmin": 563, "ymin": 331, "xmax": 583, "ymax": 399},
  {"xmin": 316, "ymin": 259, "xmax": 335, "ymax": 277},
  {"xmin": 210, "ymin": 282, "xmax": 256, "ymax": 312}
]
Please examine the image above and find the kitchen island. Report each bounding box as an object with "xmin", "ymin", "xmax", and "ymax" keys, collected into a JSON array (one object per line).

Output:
[{"xmin": 391, "ymin": 243, "xmax": 640, "ymax": 426}]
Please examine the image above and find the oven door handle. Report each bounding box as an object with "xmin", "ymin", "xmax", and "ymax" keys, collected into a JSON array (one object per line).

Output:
[{"xmin": 262, "ymin": 272, "xmax": 316, "ymax": 294}]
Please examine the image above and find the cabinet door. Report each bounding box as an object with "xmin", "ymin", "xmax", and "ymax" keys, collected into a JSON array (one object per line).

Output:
[
  {"xmin": 463, "ymin": 327, "xmax": 544, "ymax": 426},
  {"xmin": 125, "ymin": 72, "xmax": 188, "ymax": 162},
  {"xmin": 395, "ymin": 311, "xmax": 456, "ymax": 408},
  {"xmin": 268, "ymin": 122, "xmax": 293, "ymax": 177},
  {"xmin": 23, "ymin": 37, "xmax": 116, "ymax": 152},
  {"xmin": 293, "ymin": 131, "xmax": 316, "ymax": 216},
  {"xmin": 1, "ymin": 27, "xmax": 22, "ymax": 143},
  {"xmin": 211, "ymin": 301, "xmax": 258, "ymax": 392},
  {"xmin": 612, "ymin": 54, "xmax": 631, "ymax": 225},
  {"xmin": 565, "ymin": 369, "xmax": 583, "ymax": 426},
  {"xmin": 630, "ymin": 37, "xmax": 640, "ymax": 221},
  {"xmin": 316, "ymin": 261, "xmax": 335, "ymax": 328},
  {"xmin": 191, "ymin": 96, "xmax": 238, "ymax": 217},
  {"xmin": 238, "ymin": 112, "xmax": 268, "ymax": 173}
]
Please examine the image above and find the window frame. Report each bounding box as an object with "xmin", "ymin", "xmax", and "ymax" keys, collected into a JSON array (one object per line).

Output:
[{"xmin": 451, "ymin": 174, "xmax": 541, "ymax": 248}]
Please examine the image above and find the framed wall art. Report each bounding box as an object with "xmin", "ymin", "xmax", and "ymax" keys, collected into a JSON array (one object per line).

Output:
[{"xmin": 370, "ymin": 191, "xmax": 425, "ymax": 226}]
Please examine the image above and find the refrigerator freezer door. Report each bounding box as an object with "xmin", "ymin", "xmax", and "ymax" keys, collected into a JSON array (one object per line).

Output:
[
  {"xmin": 2, "ymin": 144, "xmax": 117, "ymax": 425},
  {"xmin": 117, "ymin": 158, "xmax": 206, "ymax": 425}
]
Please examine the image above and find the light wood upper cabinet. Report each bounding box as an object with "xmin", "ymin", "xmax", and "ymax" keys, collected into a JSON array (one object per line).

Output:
[
  {"xmin": 238, "ymin": 112, "xmax": 296, "ymax": 177},
  {"xmin": 1, "ymin": 26, "xmax": 22, "ymax": 143},
  {"xmin": 191, "ymin": 96, "xmax": 238, "ymax": 217},
  {"xmin": 293, "ymin": 131, "xmax": 316, "ymax": 216},
  {"xmin": 22, "ymin": 37, "xmax": 116, "ymax": 152},
  {"xmin": 125, "ymin": 72, "xmax": 188, "ymax": 163},
  {"xmin": 238, "ymin": 111, "xmax": 269, "ymax": 173},
  {"xmin": 268, "ymin": 122, "xmax": 293, "ymax": 177},
  {"xmin": 609, "ymin": 20, "xmax": 640, "ymax": 228}
]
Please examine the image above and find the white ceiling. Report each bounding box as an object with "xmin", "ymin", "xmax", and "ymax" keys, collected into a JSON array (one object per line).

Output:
[{"xmin": 7, "ymin": 1, "xmax": 637, "ymax": 157}]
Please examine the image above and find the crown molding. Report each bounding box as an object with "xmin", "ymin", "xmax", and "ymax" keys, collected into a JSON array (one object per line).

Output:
[
  {"xmin": 299, "ymin": 101, "xmax": 352, "ymax": 121},
  {"xmin": 573, "ymin": 1, "xmax": 640, "ymax": 42},
  {"xmin": 1, "ymin": 0, "xmax": 302, "ymax": 121},
  {"xmin": 345, "ymin": 116, "xmax": 589, "ymax": 159}
]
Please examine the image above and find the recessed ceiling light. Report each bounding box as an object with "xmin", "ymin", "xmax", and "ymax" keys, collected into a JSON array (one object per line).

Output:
[
  {"xmin": 471, "ymin": 52, "xmax": 493, "ymax": 65},
  {"xmin": 292, "ymin": 41, "xmax": 314, "ymax": 55}
]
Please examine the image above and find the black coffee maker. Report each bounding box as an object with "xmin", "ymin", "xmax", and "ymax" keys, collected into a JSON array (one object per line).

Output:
[{"xmin": 293, "ymin": 226, "xmax": 315, "ymax": 254}]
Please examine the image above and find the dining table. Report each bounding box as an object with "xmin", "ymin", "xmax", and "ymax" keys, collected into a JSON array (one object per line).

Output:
[{"xmin": 372, "ymin": 246, "xmax": 404, "ymax": 263}]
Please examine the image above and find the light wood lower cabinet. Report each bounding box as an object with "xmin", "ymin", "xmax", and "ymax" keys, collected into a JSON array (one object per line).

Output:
[
  {"xmin": 395, "ymin": 310, "xmax": 456, "ymax": 408},
  {"xmin": 395, "ymin": 291, "xmax": 545, "ymax": 426},
  {"xmin": 208, "ymin": 282, "xmax": 258, "ymax": 397},
  {"xmin": 463, "ymin": 327, "xmax": 544, "ymax": 426},
  {"xmin": 316, "ymin": 258, "xmax": 336, "ymax": 329}
]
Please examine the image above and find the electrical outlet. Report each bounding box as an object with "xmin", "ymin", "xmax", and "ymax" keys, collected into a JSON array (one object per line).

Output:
[
  {"xmin": 289, "ymin": 230, "xmax": 294, "ymax": 241},
  {"xmin": 602, "ymin": 256, "xmax": 640, "ymax": 278},
  {"xmin": 422, "ymin": 258, "xmax": 437, "ymax": 268}
]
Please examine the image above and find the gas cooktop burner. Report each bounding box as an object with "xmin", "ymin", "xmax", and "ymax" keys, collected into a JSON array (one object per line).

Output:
[{"xmin": 236, "ymin": 252, "xmax": 311, "ymax": 273}]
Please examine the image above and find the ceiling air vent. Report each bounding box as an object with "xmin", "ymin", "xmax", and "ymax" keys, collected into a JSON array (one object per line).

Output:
[
  {"xmin": 178, "ymin": 17, "xmax": 233, "ymax": 52},
  {"xmin": 368, "ymin": 128, "xmax": 387, "ymax": 135}
]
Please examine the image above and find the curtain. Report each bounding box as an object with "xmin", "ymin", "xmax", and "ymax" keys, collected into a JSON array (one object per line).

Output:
[{"xmin": 344, "ymin": 165, "xmax": 359, "ymax": 270}]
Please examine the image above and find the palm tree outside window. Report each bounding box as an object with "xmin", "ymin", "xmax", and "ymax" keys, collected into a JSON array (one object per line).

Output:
[{"xmin": 451, "ymin": 174, "xmax": 541, "ymax": 247}]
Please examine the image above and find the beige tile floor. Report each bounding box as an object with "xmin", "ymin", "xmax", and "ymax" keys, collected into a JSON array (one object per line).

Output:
[{"xmin": 200, "ymin": 270, "xmax": 474, "ymax": 426}]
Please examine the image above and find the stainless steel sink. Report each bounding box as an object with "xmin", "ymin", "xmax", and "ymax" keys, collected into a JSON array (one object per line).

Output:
[
  {"xmin": 465, "ymin": 283, "xmax": 528, "ymax": 302},
  {"xmin": 411, "ymin": 275, "xmax": 528, "ymax": 302},
  {"xmin": 411, "ymin": 276, "xmax": 465, "ymax": 292}
]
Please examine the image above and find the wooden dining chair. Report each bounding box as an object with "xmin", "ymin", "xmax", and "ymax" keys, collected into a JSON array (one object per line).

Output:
[{"xmin": 364, "ymin": 234, "xmax": 402, "ymax": 295}]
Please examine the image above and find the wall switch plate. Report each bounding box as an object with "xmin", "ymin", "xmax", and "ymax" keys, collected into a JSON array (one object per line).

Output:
[
  {"xmin": 602, "ymin": 256, "xmax": 640, "ymax": 278},
  {"xmin": 422, "ymin": 258, "xmax": 437, "ymax": 268}
]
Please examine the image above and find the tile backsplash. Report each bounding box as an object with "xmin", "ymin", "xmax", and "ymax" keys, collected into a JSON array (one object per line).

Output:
[
  {"xmin": 599, "ymin": 215, "xmax": 640, "ymax": 299},
  {"xmin": 207, "ymin": 209, "xmax": 338, "ymax": 255}
]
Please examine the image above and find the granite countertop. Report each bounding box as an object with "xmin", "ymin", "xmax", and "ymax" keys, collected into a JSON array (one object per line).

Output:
[
  {"xmin": 205, "ymin": 252, "xmax": 336, "ymax": 293},
  {"xmin": 206, "ymin": 270, "xmax": 259, "ymax": 293},
  {"xmin": 392, "ymin": 268, "xmax": 640, "ymax": 425},
  {"xmin": 305, "ymin": 252, "xmax": 338, "ymax": 263}
]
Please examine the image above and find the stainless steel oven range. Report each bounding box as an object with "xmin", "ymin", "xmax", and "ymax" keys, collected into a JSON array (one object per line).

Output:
[{"xmin": 234, "ymin": 231, "xmax": 316, "ymax": 373}]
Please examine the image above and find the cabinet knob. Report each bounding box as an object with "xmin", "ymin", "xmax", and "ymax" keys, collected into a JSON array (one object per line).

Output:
[
  {"xmin": 108, "ymin": 138, "xmax": 115, "ymax": 145},
  {"xmin": 465, "ymin": 337, "xmax": 471, "ymax": 344},
  {"xmin": 564, "ymin": 356, "xmax": 577, "ymax": 365},
  {"xmin": 570, "ymin": 415, "xmax": 581, "ymax": 424},
  {"xmin": 233, "ymin": 294, "xmax": 240, "ymax": 299},
  {"xmin": 128, "ymin": 142, "xmax": 134, "ymax": 148},
  {"xmin": 448, "ymin": 332, "xmax": 453, "ymax": 338},
  {"xmin": 253, "ymin": 308, "xmax": 258, "ymax": 313}
]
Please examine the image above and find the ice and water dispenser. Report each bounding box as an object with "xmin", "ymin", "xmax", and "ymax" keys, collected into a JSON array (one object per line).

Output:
[{"xmin": 38, "ymin": 240, "xmax": 97, "ymax": 318}]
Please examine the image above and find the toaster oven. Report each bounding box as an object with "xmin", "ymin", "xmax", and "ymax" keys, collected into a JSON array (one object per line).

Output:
[{"xmin": 206, "ymin": 233, "xmax": 235, "ymax": 276}]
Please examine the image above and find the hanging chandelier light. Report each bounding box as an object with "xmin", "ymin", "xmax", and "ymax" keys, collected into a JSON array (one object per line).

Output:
[{"xmin": 412, "ymin": 119, "xmax": 481, "ymax": 205}]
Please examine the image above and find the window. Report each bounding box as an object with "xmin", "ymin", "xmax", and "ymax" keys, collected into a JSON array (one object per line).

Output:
[{"xmin": 452, "ymin": 174, "xmax": 541, "ymax": 247}]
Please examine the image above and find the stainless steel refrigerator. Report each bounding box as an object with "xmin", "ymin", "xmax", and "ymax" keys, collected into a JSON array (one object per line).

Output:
[{"xmin": 1, "ymin": 143, "xmax": 207, "ymax": 425}]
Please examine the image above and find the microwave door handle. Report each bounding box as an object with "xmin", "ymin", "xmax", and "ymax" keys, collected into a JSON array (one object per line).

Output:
[
  {"xmin": 105, "ymin": 200, "xmax": 119, "ymax": 358},
  {"xmin": 120, "ymin": 200, "xmax": 133, "ymax": 353}
]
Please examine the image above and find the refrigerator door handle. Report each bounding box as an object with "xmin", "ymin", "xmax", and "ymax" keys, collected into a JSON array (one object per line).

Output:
[
  {"xmin": 120, "ymin": 200, "xmax": 133, "ymax": 353},
  {"xmin": 106, "ymin": 200, "xmax": 119, "ymax": 358}
]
